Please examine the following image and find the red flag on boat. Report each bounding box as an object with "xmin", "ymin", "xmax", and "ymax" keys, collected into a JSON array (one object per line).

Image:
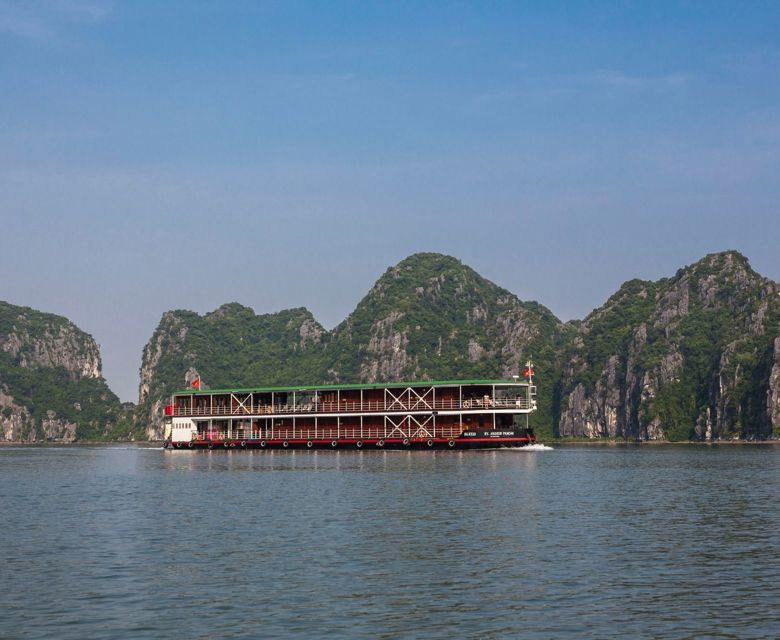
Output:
[
  {"xmin": 191, "ymin": 377, "xmax": 201, "ymax": 389},
  {"xmin": 522, "ymin": 364, "xmax": 534, "ymax": 379}
]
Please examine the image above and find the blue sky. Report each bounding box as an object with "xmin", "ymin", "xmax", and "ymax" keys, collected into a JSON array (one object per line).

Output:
[{"xmin": 1, "ymin": 1, "xmax": 779, "ymax": 401}]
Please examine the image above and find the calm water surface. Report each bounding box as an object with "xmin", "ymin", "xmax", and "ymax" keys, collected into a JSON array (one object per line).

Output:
[{"xmin": 1, "ymin": 444, "xmax": 778, "ymax": 639}]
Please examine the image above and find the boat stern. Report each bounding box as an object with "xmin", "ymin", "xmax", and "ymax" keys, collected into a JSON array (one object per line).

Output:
[{"xmin": 171, "ymin": 417, "xmax": 197, "ymax": 444}]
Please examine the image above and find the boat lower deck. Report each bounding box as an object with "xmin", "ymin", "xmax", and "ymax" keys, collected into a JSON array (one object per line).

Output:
[{"xmin": 164, "ymin": 436, "xmax": 534, "ymax": 450}]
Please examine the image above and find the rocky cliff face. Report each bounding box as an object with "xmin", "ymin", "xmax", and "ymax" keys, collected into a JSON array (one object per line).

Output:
[
  {"xmin": 768, "ymin": 337, "xmax": 780, "ymax": 430},
  {"xmin": 326, "ymin": 254, "xmax": 561, "ymax": 381},
  {"xmin": 1, "ymin": 324, "xmax": 101, "ymax": 379},
  {"xmin": 137, "ymin": 311, "xmax": 189, "ymax": 439},
  {"xmin": 137, "ymin": 304, "xmax": 326, "ymax": 439},
  {"xmin": 558, "ymin": 251, "xmax": 780, "ymax": 440},
  {"xmin": 0, "ymin": 301, "xmax": 129, "ymax": 442}
]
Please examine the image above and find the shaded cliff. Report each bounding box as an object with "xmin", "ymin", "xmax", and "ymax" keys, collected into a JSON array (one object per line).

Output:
[
  {"xmin": 0, "ymin": 301, "xmax": 131, "ymax": 442},
  {"xmin": 557, "ymin": 251, "xmax": 780, "ymax": 440}
]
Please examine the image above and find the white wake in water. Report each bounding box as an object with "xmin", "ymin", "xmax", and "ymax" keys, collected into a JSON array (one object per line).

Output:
[{"xmin": 517, "ymin": 443, "xmax": 554, "ymax": 451}]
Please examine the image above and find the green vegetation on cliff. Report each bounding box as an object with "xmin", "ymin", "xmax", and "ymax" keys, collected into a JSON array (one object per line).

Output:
[{"xmin": 145, "ymin": 304, "xmax": 326, "ymax": 394}]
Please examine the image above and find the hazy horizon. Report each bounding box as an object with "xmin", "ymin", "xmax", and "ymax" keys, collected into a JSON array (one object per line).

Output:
[{"xmin": 2, "ymin": 1, "xmax": 779, "ymax": 401}]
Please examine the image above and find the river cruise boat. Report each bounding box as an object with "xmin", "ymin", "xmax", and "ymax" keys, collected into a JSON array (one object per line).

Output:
[{"xmin": 163, "ymin": 373, "xmax": 537, "ymax": 450}]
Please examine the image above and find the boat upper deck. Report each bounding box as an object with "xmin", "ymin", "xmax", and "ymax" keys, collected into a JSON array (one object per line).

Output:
[{"xmin": 167, "ymin": 379, "xmax": 536, "ymax": 418}]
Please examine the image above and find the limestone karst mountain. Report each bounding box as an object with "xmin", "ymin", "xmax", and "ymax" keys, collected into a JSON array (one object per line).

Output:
[
  {"xmin": 4, "ymin": 250, "xmax": 778, "ymax": 442},
  {"xmin": 0, "ymin": 301, "xmax": 130, "ymax": 442},
  {"xmin": 557, "ymin": 251, "xmax": 780, "ymax": 440}
]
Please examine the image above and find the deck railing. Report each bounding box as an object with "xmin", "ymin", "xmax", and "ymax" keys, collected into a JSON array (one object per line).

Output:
[
  {"xmin": 171, "ymin": 396, "xmax": 533, "ymax": 418},
  {"xmin": 193, "ymin": 425, "xmax": 467, "ymax": 442}
]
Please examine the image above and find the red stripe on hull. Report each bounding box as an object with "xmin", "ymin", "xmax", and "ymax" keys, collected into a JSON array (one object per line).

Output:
[{"xmin": 167, "ymin": 436, "xmax": 534, "ymax": 450}]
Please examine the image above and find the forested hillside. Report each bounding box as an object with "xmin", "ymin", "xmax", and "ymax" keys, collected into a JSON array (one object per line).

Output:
[{"xmin": 557, "ymin": 251, "xmax": 780, "ymax": 441}]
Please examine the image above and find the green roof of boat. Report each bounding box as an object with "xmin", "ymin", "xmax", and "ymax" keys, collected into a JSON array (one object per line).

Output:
[{"xmin": 173, "ymin": 378, "xmax": 529, "ymax": 395}]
